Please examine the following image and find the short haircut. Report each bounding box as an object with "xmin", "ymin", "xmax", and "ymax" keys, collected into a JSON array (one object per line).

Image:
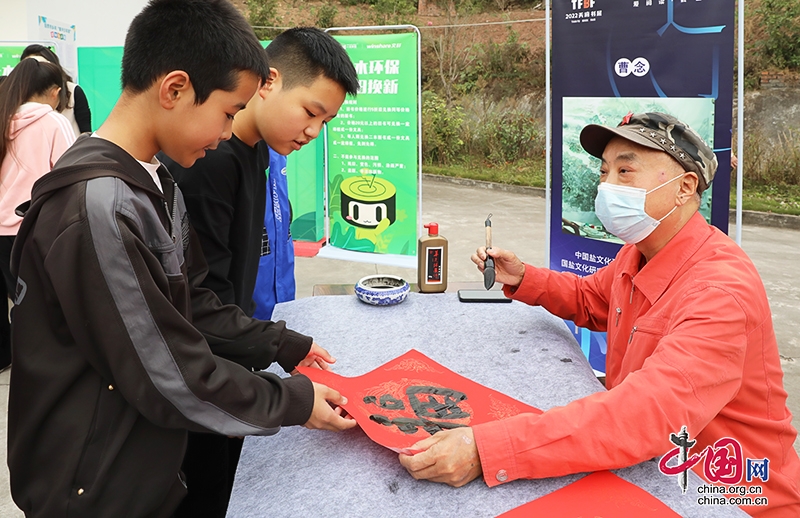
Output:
[
  {"xmin": 121, "ymin": 0, "xmax": 270, "ymax": 104},
  {"xmin": 265, "ymin": 27, "xmax": 359, "ymax": 96}
]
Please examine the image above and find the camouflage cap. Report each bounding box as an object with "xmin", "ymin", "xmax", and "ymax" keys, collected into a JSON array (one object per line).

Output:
[{"xmin": 579, "ymin": 112, "xmax": 718, "ymax": 194}]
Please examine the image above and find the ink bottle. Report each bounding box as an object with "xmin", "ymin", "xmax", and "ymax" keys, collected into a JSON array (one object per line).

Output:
[{"xmin": 417, "ymin": 222, "xmax": 448, "ymax": 293}]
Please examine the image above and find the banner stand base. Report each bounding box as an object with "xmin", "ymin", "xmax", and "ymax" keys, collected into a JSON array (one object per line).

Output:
[{"xmin": 316, "ymin": 245, "xmax": 416, "ymax": 269}]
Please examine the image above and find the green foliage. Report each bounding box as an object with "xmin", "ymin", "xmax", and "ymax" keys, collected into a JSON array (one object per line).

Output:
[
  {"xmin": 421, "ymin": 91, "xmax": 465, "ymax": 165},
  {"xmin": 473, "ymin": 111, "xmax": 541, "ymax": 163},
  {"xmin": 371, "ymin": 0, "xmax": 417, "ymax": 25},
  {"xmin": 424, "ymin": 157, "xmax": 546, "ymax": 187},
  {"xmin": 246, "ymin": 0, "xmax": 281, "ymax": 40},
  {"xmin": 469, "ymin": 0, "xmax": 544, "ymax": 9},
  {"xmin": 731, "ymin": 185, "xmax": 800, "ymax": 216},
  {"xmin": 757, "ymin": 0, "xmax": 800, "ymax": 70},
  {"xmin": 427, "ymin": 0, "xmax": 482, "ymax": 15},
  {"xmin": 460, "ymin": 30, "xmax": 545, "ymax": 99},
  {"xmin": 314, "ymin": 3, "xmax": 338, "ymax": 28},
  {"xmin": 741, "ymin": 128, "xmax": 800, "ymax": 186}
]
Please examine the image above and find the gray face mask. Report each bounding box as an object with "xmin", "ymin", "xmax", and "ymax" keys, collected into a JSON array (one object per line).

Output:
[{"xmin": 594, "ymin": 173, "xmax": 685, "ymax": 244}]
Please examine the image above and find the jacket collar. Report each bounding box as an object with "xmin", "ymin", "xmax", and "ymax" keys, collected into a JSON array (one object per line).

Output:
[
  {"xmin": 619, "ymin": 211, "xmax": 713, "ymax": 304},
  {"xmin": 30, "ymin": 134, "xmax": 167, "ymax": 204}
]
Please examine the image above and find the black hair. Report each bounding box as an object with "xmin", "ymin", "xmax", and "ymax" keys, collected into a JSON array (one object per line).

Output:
[
  {"xmin": 20, "ymin": 44, "xmax": 72, "ymax": 111},
  {"xmin": 0, "ymin": 59, "xmax": 64, "ymax": 163},
  {"xmin": 121, "ymin": 0, "xmax": 270, "ymax": 104},
  {"xmin": 265, "ymin": 27, "xmax": 359, "ymax": 96},
  {"xmin": 21, "ymin": 45, "xmax": 61, "ymax": 68}
]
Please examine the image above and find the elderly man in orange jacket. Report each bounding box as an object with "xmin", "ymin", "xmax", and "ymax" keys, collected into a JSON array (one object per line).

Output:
[{"xmin": 399, "ymin": 112, "xmax": 800, "ymax": 517}]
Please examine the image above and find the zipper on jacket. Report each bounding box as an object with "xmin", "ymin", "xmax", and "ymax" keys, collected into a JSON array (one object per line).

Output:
[
  {"xmin": 163, "ymin": 187, "xmax": 178, "ymax": 243},
  {"xmin": 163, "ymin": 201, "xmax": 174, "ymax": 241},
  {"xmin": 170, "ymin": 188, "xmax": 178, "ymax": 243},
  {"xmin": 629, "ymin": 278, "xmax": 636, "ymax": 304},
  {"xmin": 615, "ymin": 307, "xmax": 621, "ymax": 327},
  {"xmin": 628, "ymin": 325, "xmax": 637, "ymax": 344}
]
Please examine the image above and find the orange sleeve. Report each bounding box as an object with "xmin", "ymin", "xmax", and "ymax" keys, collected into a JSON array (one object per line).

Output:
[
  {"xmin": 474, "ymin": 284, "xmax": 748, "ymax": 487},
  {"xmin": 503, "ymin": 263, "xmax": 615, "ymax": 332}
]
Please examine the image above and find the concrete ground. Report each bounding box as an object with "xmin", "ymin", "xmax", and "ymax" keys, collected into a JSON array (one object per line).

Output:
[{"xmin": 1, "ymin": 176, "xmax": 798, "ymax": 515}]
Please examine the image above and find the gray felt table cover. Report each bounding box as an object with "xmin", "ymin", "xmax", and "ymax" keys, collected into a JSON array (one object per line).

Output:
[{"xmin": 227, "ymin": 293, "xmax": 746, "ymax": 517}]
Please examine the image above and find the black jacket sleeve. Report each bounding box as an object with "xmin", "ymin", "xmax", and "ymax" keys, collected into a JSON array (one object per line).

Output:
[
  {"xmin": 72, "ymin": 84, "xmax": 92, "ymax": 134},
  {"xmin": 168, "ymin": 150, "xmax": 240, "ymax": 306},
  {"xmin": 46, "ymin": 182, "xmax": 314, "ymax": 433},
  {"xmin": 162, "ymin": 151, "xmax": 313, "ymax": 372},
  {"xmin": 184, "ymin": 223, "xmax": 312, "ymax": 373}
]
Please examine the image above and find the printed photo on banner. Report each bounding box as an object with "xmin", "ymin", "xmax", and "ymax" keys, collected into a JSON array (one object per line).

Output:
[{"xmin": 561, "ymin": 96, "xmax": 715, "ymax": 244}]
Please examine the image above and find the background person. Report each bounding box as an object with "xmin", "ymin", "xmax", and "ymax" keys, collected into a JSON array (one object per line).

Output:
[
  {"xmin": 399, "ymin": 112, "xmax": 800, "ymax": 517},
  {"xmin": 0, "ymin": 57, "xmax": 75, "ymax": 371},
  {"xmin": 252, "ymin": 146, "xmax": 294, "ymax": 320},
  {"xmin": 21, "ymin": 44, "xmax": 93, "ymax": 135}
]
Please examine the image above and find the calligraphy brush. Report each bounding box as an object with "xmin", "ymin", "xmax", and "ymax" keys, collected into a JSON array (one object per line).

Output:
[{"xmin": 484, "ymin": 214, "xmax": 495, "ymax": 290}]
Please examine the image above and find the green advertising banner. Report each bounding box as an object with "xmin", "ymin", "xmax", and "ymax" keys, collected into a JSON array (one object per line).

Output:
[
  {"xmin": 71, "ymin": 31, "xmax": 420, "ymax": 252},
  {"xmin": 77, "ymin": 47, "xmax": 124, "ymax": 132},
  {"xmin": 0, "ymin": 46, "xmax": 26, "ymax": 76},
  {"xmin": 325, "ymin": 31, "xmax": 419, "ymax": 260},
  {"xmin": 286, "ymin": 138, "xmax": 324, "ymax": 242},
  {"xmin": 1, "ymin": 42, "xmax": 56, "ymax": 77}
]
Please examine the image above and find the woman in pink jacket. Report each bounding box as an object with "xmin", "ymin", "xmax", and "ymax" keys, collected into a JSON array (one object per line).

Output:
[{"xmin": 0, "ymin": 58, "xmax": 76, "ymax": 369}]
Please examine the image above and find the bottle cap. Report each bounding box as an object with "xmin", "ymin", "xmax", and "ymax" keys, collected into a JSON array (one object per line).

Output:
[{"xmin": 423, "ymin": 222, "xmax": 438, "ymax": 235}]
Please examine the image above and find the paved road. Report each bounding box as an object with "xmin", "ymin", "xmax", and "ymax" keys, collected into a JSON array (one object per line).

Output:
[{"xmin": 1, "ymin": 176, "xmax": 798, "ymax": 515}]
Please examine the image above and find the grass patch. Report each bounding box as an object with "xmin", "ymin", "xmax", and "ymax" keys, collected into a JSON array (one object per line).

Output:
[
  {"xmin": 423, "ymin": 157, "xmax": 546, "ymax": 188},
  {"xmin": 423, "ymin": 159, "xmax": 800, "ymax": 216},
  {"xmin": 732, "ymin": 183, "xmax": 800, "ymax": 215}
]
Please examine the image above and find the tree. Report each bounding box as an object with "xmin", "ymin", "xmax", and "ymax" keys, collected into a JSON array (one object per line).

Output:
[
  {"xmin": 246, "ymin": 0, "xmax": 281, "ymax": 41},
  {"xmin": 758, "ymin": 0, "xmax": 800, "ymax": 70}
]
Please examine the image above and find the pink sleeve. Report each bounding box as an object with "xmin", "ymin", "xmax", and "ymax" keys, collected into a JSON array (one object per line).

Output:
[
  {"xmin": 502, "ymin": 263, "xmax": 615, "ymax": 332},
  {"xmin": 474, "ymin": 285, "xmax": 747, "ymax": 486}
]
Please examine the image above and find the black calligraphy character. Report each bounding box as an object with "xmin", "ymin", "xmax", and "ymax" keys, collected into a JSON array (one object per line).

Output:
[
  {"xmin": 369, "ymin": 414, "xmax": 467, "ymax": 435},
  {"xmin": 379, "ymin": 394, "xmax": 405, "ymax": 410},
  {"xmin": 407, "ymin": 386, "xmax": 470, "ymax": 420}
]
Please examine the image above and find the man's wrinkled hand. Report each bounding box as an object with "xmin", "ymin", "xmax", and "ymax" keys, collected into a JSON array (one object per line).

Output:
[
  {"xmin": 471, "ymin": 246, "xmax": 525, "ymax": 289},
  {"xmin": 398, "ymin": 428, "xmax": 482, "ymax": 487},
  {"xmin": 303, "ymin": 382, "xmax": 358, "ymax": 432},
  {"xmin": 291, "ymin": 342, "xmax": 334, "ymax": 375}
]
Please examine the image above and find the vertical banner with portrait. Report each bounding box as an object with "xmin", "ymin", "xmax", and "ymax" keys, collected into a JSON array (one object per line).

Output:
[
  {"xmin": 320, "ymin": 31, "xmax": 420, "ymax": 266},
  {"xmin": 552, "ymin": 0, "xmax": 735, "ymax": 373}
]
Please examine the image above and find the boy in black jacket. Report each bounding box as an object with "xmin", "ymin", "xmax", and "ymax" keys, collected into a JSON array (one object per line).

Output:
[
  {"xmin": 160, "ymin": 27, "xmax": 359, "ymax": 517},
  {"xmin": 7, "ymin": 1, "xmax": 355, "ymax": 517}
]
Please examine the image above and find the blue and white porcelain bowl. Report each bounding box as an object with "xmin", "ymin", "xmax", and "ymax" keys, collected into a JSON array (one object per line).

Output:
[{"xmin": 354, "ymin": 275, "xmax": 410, "ymax": 306}]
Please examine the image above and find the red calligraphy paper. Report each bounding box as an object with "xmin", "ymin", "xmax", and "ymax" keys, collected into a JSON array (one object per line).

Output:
[
  {"xmin": 298, "ymin": 349, "xmax": 541, "ymax": 453},
  {"xmin": 497, "ymin": 471, "xmax": 680, "ymax": 517}
]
